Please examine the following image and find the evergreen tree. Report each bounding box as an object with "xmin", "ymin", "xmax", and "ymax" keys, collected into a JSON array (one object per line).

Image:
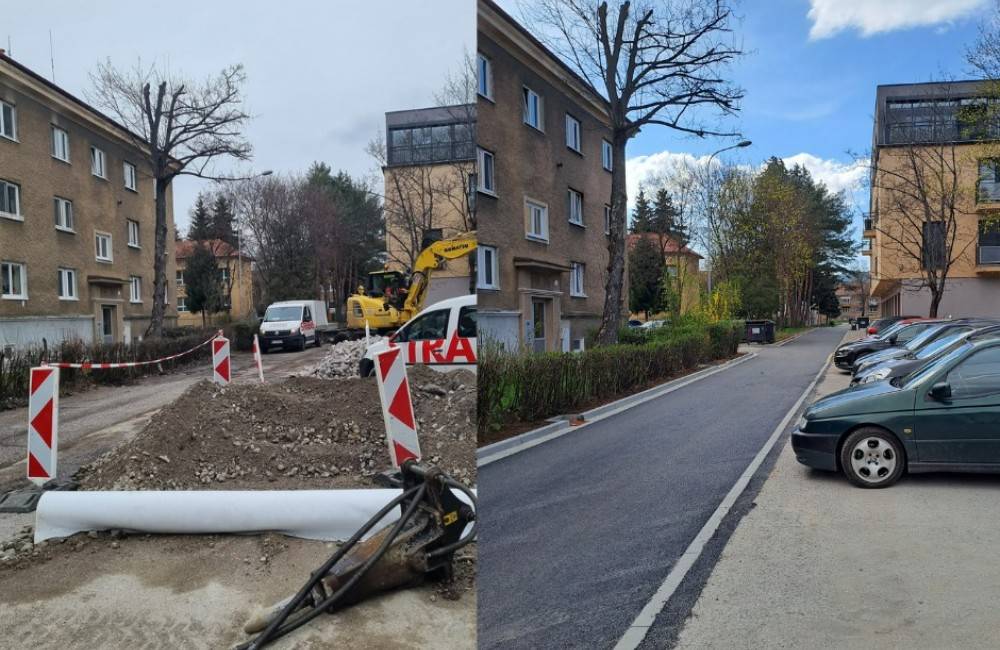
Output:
[
  {"xmin": 210, "ymin": 194, "xmax": 237, "ymax": 245},
  {"xmin": 627, "ymin": 236, "xmax": 664, "ymax": 318},
  {"xmin": 631, "ymin": 188, "xmax": 654, "ymax": 233},
  {"xmin": 183, "ymin": 242, "xmax": 223, "ymax": 327},
  {"xmin": 188, "ymin": 194, "xmax": 212, "ymax": 241},
  {"xmin": 651, "ymin": 188, "xmax": 686, "ymax": 243}
]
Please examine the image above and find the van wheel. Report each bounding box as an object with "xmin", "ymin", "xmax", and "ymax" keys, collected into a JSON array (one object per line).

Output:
[
  {"xmin": 839, "ymin": 427, "xmax": 905, "ymax": 489},
  {"xmin": 359, "ymin": 359, "xmax": 374, "ymax": 378},
  {"xmin": 314, "ymin": 333, "xmax": 322, "ymax": 347}
]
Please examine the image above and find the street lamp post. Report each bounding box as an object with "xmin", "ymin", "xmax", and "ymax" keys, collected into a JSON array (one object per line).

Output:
[{"xmin": 704, "ymin": 140, "xmax": 751, "ymax": 293}]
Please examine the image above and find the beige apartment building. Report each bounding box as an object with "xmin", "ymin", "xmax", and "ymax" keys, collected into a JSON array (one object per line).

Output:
[
  {"xmin": 0, "ymin": 52, "xmax": 177, "ymax": 348},
  {"xmin": 477, "ymin": 0, "xmax": 613, "ymax": 352},
  {"xmin": 175, "ymin": 239, "xmax": 253, "ymax": 327},
  {"xmin": 867, "ymin": 81, "xmax": 1000, "ymax": 318},
  {"xmin": 383, "ymin": 105, "xmax": 476, "ymax": 304}
]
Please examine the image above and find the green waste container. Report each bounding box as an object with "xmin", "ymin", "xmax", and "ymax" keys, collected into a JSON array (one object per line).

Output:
[{"xmin": 745, "ymin": 319, "xmax": 775, "ymax": 344}]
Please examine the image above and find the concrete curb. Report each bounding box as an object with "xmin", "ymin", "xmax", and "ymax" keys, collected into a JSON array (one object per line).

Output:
[{"xmin": 477, "ymin": 352, "xmax": 758, "ymax": 467}]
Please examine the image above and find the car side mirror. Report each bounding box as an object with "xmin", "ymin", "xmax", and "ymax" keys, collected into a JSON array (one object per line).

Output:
[{"xmin": 929, "ymin": 381, "xmax": 952, "ymax": 401}]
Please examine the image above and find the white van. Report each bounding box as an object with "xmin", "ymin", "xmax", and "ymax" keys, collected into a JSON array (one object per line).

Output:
[
  {"xmin": 259, "ymin": 300, "xmax": 330, "ymax": 352},
  {"xmin": 359, "ymin": 295, "xmax": 477, "ymax": 376}
]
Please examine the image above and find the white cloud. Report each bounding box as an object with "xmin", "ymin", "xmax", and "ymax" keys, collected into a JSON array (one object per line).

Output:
[
  {"xmin": 781, "ymin": 152, "xmax": 868, "ymax": 196},
  {"xmin": 807, "ymin": 0, "xmax": 986, "ymax": 39}
]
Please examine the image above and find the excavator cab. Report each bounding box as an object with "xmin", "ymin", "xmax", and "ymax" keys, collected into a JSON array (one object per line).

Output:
[{"xmin": 366, "ymin": 270, "xmax": 409, "ymax": 311}]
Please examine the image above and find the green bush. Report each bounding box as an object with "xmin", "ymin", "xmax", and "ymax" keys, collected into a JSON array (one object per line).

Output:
[
  {"xmin": 226, "ymin": 318, "xmax": 260, "ymax": 352},
  {"xmin": 478, "ymin": 319, "xmax": 742, "ymax": 434}
]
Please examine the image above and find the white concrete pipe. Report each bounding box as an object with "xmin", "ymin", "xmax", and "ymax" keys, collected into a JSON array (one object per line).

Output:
[{"xmin": 33, "ymin": 489, "xmax": 475, "ymax": 544}]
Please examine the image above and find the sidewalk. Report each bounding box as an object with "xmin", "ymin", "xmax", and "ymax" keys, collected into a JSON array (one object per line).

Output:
[{"xmin": 675, "ymin": 329, "xmax": 1000, "ymax": 649}]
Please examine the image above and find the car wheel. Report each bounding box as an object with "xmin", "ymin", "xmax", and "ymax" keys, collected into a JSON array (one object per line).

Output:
[
  {"xmin": 839, "ymin": 427, "xmax": 905, "ymax": 488},
  {"xmin": 259, "ymin": 343, "xmax": 269, "ymax": 354},
  {"xmin": 359, "ymin": 358, "xmax": 374, "ymax": 378}
]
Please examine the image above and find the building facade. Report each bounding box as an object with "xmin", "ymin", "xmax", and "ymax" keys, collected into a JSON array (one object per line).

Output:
[
  {"xmin": 625, "ymin": 233, "xmax": 703, "ymax": 318},
  {"xmin": 867, "ymin": 81, "xmax": 1000, "ymax": 318},
  {"xmin": 383, "ymin": 105, "xmax": 476, "ymax": 306},
  {"xmin": 0, "ymin": 52, "xmax": 177, "ymax": 348},
  {"xmin": 476, "ymin": 0, "xmax": 613, "ymax": 352},
  {"xmin": 175, "ymin": 239, "xmax": 253, "ymax": 327}
]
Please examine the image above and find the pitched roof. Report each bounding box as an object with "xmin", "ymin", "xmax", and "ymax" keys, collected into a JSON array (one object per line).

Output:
[
  {"xmin": 626, "ymin": 232, "xmax": 703, "ymax": 258},
  {"xmin": 175, "ymin": 239, "xmax": 247, "ymax": 260}
]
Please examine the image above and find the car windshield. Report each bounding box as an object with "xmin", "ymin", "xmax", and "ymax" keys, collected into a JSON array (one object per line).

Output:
[
  {"xmin": 874, "ymin": 322, "xmax": 906, "ymax": 340},
  {"xmin": 915, "ymin": 330, "xmax": 972, "ymax": 360},
  {"xmin": 899, "ymin": 342, "xmax": 971, "ymax": 387},
  {"xmin": 264, "ymin": 306, "xmax": 302, "ymax": 322},
  {"xmin": 904, "ymin": 324, "xmax": 946, "ymax": 351}
]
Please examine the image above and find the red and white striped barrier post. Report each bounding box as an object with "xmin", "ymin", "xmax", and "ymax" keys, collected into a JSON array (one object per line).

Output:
[
  {"xmin": 27, "ymin": 367, "xmax": 59, "ymax": 485},
  {"xmin": 252, "ymin": 334, "xmax": 265, "ymax": 383},
  {"xmin": 373, "ymin": 347, "xmax": 421, "ymax": 468},
  {"xmin": 212, "ymin": 337, "xmax": 231, "ymax": 386}
]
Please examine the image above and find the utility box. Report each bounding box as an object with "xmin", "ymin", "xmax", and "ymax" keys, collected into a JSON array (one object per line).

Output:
[{"xmin": 745, "ymin": 319, "xmax": 775, "ymax": 344}]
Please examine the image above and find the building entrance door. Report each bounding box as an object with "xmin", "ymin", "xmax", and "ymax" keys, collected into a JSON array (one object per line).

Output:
[
  {"xmin": 531, "ymin": 298, "xmax": 547, "ymax": 353},
  {"xmin": 101, "ymin": 305, "xmax": 115, "ymax": 343}
]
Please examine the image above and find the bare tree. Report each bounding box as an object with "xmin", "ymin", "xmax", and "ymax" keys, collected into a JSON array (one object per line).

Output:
[
  {"xmin": 528, "ymin": 0, "xmax": 744, "ymax": 343},
  {"xmin": 89, "ymin": 60, "xmax": 251, "ymax": 336}
]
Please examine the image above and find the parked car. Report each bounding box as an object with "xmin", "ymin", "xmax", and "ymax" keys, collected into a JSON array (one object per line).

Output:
[
  {"xmin": 853, "ymin": 320, "xmax": 999, "ymax": 375},
  {"xmin": 627, "ymin": 320, "xmax": 644, "ymax": 328},
  {"xmin": 834, "ymin": 319, "xmax": 936, "ymax": 370},
  {"xmin": 259, "ymin": 300, "xmax": 331, "ymax": 352},
  {"xmin": 639, "ymin": 319, "xmax": 670, "ymax": 331},
  {"xmin": 359, "ymin": 294, "xmax": 477, "ymax": 377},
  {"xmin": 793, "ymin": 328, "xmax": 1000, "ymax": 487},
  {"xmin": 866, "ymin": 315, "xmax": 920, "ymax": 335},
  {"xmin": 852, "ymin": 324, "xmax": 1000, "ymax": 385}
]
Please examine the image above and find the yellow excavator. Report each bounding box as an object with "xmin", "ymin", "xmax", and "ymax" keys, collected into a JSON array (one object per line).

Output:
[{"xmin": 345, "ymin": 231, "xmax": 476, "ymax": 334}]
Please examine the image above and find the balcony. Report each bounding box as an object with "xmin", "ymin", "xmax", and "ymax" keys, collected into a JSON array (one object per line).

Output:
[
  {"xmin": 862, "ymin": 213, "xmax": 876, "ymax": 238},
  {"xmin": 860, "ymin": 238, "xmax": 872, "ymax": 256},
  {"xmin": 977, "ymin": 244, "xmax": 1000, "ymax": 272}
]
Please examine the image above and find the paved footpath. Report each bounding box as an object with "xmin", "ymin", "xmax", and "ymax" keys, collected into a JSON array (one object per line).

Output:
[
  {"xmin": 478, "ymin": 326, "xmax": 846, "ymax": 649},
  {"xmin": 675, "ymin": 328, "xmax": 1000, "ymax": 649}
]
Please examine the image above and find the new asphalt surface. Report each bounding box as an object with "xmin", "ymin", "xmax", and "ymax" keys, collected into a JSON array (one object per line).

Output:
[{"xmin": 477, "ymin": 326, "xmax": 846, "ymax": 649}]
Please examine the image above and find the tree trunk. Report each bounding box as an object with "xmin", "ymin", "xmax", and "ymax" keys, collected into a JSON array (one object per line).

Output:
[
  {"xmin": 594, "ymin": 134, "xmax": 629, "ymax": 345},
  {"xmin": 928, "ymin": 286, "xmax": 942, "ymax": 318},
  {"xmin": 147, "ymin": 178, "xmax": 170, "ymax": 337}
]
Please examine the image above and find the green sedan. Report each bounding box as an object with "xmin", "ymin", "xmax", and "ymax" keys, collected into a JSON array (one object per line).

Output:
[{"xmin": 792, "ymin": 331, "xmax": 1000, "ymax": 488}]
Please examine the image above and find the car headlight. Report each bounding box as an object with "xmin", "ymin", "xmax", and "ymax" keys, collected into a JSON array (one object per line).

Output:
[{"xmin": 796, "ymin": 414, "xmax": 809, "ymax": 430}]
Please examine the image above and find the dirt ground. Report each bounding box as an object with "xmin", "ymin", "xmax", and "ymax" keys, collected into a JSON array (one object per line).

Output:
[{"xmin": 0, "ymin": 365, "xmax": 477, "ymax": 649}]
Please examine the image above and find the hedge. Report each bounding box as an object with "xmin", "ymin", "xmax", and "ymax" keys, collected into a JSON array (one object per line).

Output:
[{"xmin": 478, "ymin": 320, "xmax": 741, "ymax": 434}]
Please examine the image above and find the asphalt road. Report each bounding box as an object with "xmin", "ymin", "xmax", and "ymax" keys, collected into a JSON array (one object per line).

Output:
[{"xmin": 477, "ymin": 326, "xmax": 846, "ymax": 649}]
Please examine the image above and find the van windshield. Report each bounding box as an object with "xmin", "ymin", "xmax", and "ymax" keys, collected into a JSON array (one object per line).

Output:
[{"xmin": 264, "ymin": 306, "xmax": 302, "ymax": 322}]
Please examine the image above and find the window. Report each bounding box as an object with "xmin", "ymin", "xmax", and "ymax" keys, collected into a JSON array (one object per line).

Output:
[
  {"xmin": 526, "ymin": 199, "xmax": 548, "ymax": 242},
  {"xmin": 946, "ymin": 347, "xmax": 1000, "ymax": 399},
  {"xmin": 53, "ymin": 197, "xmax": 74, "ymax": 231},
  {"xmin": 395, "ymin": 309, "xmax": 449, "ymax": 342},
  {"xmin": 95, "ymin": 232, "xmax": 112, "ymax": 262},
  {"xmin": 602, "ymin": 140, "xmax": 613, "ymax": 171},
  {"xmin": 219, "ymin": 267, "xmax": 230, "ymax": 283},
  {"xmin": 477, "ymin": 148, "xmax": 496, "ymax": 194},
  {"xmin": 477, "ymin": 245, "xmax": 499, "ymax": 290},
  {"xmin": 921, "ymin": 221, "xmax": 946, "ymax": 270},
  {"xmin": 477, "ymin": 53, "xmax": 493, "ymax": 99},
  {"xmin": 604, "ymin": 204, "xmax": 612, "ymax": 235},
  {"xmin": 0, "ymin": 100, "xmax": 15, "ymax": 140},
  {"xmin": 1, "ymin": 262, "xmax": 26, "ymax": 299},
  {"xmin": 568, "ymin": 189, "xmax": 584, "ymax": 226},
  {"xmin": 51, "ymin": 126, "xmax": 70, "ymax": 162},
  {"xmin": 129, "ymin": 276, "xmax": 142, "ymax": 303},
  {"xmin": 523, "ymin": 87, "xmax": 543, "ymax": 130},
  {"xmin": 458, "ymin": 306, "xmax": 477, "ymax": 339},
  {"xmin": 978, "ymin": 159, "xmax": 1000, "ymax": 202},
  {"xmin": 91, "ymin": 146, "xmax": 106, "ymax": 178},
  {"xmin": 123, "ymin": 161, "xmax": 137, "ymax": 191},
  {"xmin": 176, "ymin": 270, "xmax": 184, "ymax": 285},
  {"xmin": 57, "ymin": 268, "xmax": 77, "ymax": 300},
  {"xmin": 127, "ymin": 219, "xmax": 140, "ymax": 247},
  {"xmin": 0, "ymin": 179, "xmax": 21, "ymax": 219},
  {"xmin": 565, "ymin": 114, "xmax": 581, "ymax": 152},
  {"xmin": 387, "ymin": 121, "xmax": 475, "ymax": 165},
  {"xmin": 177, "ymin": 296, "xmax": 188, "ymax": 312},
  {"xmin": 570, "ymin": 262, "xmax": 586, "ymax": 297}
]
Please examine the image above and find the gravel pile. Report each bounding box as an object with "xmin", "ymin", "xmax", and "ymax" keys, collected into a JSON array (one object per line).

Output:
[
  {"xmin": 75, "ymin": 366, "xmax": 476, "ymax": 491},
  {"xmin": 311, "ymin": 336, "xmax": 388, "ymax": 379}
]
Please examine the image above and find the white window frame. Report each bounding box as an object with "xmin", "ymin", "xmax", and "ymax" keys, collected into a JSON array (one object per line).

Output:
[
  {"xmin": 58, "ymin": 267, "xmax": 78, "ymax": 301},
  {"xmin": 0, "ymin": 100, "xmax": 16, "ymax": 141},
  {"xmin": 477, "ymin": 245, "xmax": 500, "ymax": 290},
  {"xmin": 477, "ymin": 52, "xmax": 493, "ymax": 100},
  {"xmin": 565, "ymin": 114, "xmax": 581, "ymax": 152},
  {"xmin": 1, "ymin": 262, "xmax": 27, "ymax": 300},
  {"xmin": 177, "ymin": 296, "xmax": 188, "ymax": 312},
  {"xmin": 127, "ymin": 219, "xmax": 141, "ymax": 248},
  {"xmin": 523, "ymin": 87, "xmax": 543, "ymax": 131},
  {"xmin": 602, "ymin": 139, "xmax": 613, "ymax": 171},
  {"xmin": 525, "ymin": 198, "xmax": 549, "ymax": 243},
  {"xmin": 51, "ymin": 126, "xmax": 70, "ymax": 162},
  {"xmin": 0, "ymin": 179, "xmax": 22, "ymax": 221},
  {"xmin": 54, "ymin": 196, "xmax": 75, "ymax": 232},
  {"xmin": 129, "ymin": 275, "xmax": 142, "ymax": 303},
  {"xmin": 123, "ymin": 161, "xmax": 137, "ymax": 191},
  {"xmin": 568, "ymin": 188, "xmax": 584, "ymax": 226},
  {"xmin": 176, "ymin": 270, "xmax": 184, "ymax": 286},
  {"xmin": 90, "ymin": 146, "xmax": 106, "ymax": 178},
  {"xmin": 95, "ymin": 231, "xmax": 113, "ymax": 262},
  {"xmin": 477, "ymin": 147, "xmax": 496, "ymax": 195},
  {"xmin": 570, "ymin": 262, "xmax": 586, "ymax": 297},
  {"xmin": 604, "ymin": 204, "xmax": 612, "ymax": 235}
]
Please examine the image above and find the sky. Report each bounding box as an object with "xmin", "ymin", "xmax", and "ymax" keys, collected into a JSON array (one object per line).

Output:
[{"xmin": 4, "ymin": 0, "xmax": 475, "ymax": 233}]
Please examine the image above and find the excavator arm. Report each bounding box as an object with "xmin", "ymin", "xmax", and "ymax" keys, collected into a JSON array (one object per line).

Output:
[{"xmin": 402, "ymin": 232, "xmax": 476, "ymax": 315}]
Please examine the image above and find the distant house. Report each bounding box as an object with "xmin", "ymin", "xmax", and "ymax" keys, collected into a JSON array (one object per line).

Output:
[
  {"xmin": 174, "ymin": 239, "xmax": 252, "ymax": 326},
  {"xmin": 625, "ymin": 233, "xmax": 703, "ymax": 316}
]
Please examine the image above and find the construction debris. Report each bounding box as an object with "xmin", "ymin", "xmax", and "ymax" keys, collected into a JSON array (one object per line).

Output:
[{"xmin": 310, "ymin": 336, "xmax": 388, "ymax": 379}]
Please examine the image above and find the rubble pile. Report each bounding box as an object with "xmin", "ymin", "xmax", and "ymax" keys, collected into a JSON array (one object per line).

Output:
[
  {"xmin": 311, "ymin": 336, "xmax": 388, "ymax": 379},
  {"xmin": 76, "ymin": 366, "xmax": 476, "ymax": 491}
]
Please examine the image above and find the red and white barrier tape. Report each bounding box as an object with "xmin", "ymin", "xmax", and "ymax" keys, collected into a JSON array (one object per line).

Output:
[{"xmin": 44, "ymin": 332, "xmax": 221, "ymax": 370}]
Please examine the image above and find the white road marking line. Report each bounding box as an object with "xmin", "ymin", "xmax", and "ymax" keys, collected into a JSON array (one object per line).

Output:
[
  {"xmin": 477, "ymin": 353, "xmax": 758, "ymax": 467},
  {"xmin": 613, "ymin": 351, "xmax": 834, "ymax": 650}
]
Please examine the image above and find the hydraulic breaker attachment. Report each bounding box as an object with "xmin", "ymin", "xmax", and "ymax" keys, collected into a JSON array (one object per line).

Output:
[{"xmin": 237, "ymin": 461, "xmax": 476, "ymax": 649}]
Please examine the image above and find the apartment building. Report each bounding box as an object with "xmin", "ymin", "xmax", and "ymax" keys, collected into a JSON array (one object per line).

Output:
[
  {"xmin": 867, "ymin": 81, "xmax": 1000, "ymax": 317},
  {"xmin": 476, "ymin": 0, "xmax": 613, "ymax": 352},
  {"xmin": 175, "ymin": 239, "xmax": 253, "ymax": 327},
  {"xmin": 0, "ymin": 52, "xmax": 177, "ymax": 347},
  {"xmin": 383, "ymin": 105, "xmax": 476, "ymax": 305}
]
